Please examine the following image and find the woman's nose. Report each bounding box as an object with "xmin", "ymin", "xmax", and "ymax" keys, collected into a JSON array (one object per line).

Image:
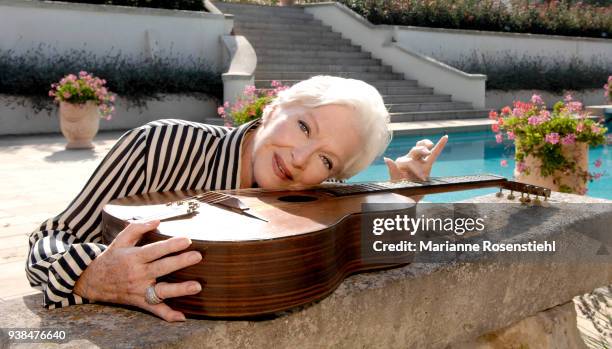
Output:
[{"xmin": 291, "ymin": 145, "xmax": 315, "ymax": 169}]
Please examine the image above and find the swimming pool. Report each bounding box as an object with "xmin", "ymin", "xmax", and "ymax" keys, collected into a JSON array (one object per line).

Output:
[{"xmin": 349, "ymin": 128, "xmax": 611, "ymax": 202}]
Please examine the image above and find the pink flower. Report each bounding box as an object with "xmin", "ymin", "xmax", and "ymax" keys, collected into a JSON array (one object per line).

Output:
[
  {"xmin": 512, "ymin": 108, "xmax": 524, "ymax": 117},
  {"xmin": 271, "ymin": 80, "xmax": 282, "ymax": 88},
  {"xmin": 594, "ymin": 159, "xmax": 602, "ymax": 168},
  {"xmin": 545, "ymin": 132, "xmax": 560, "ymax": 145},
  {"xmin": 498, "ymin": 117, "xmax": 504, "ymax": 126},
  {"xmin": 591, "ymin": 125, "xmax": 601, "ymax": 134},
  {"xmin": 576, "ymin": 123, "xmax": 585, "ymax": 133},
  {"xmin": 517, "ymin": 161, "xmax": 527, "ymax": 173},
  {"xmin": 594, "ymin": 173, "xmax": 602, "ymax": 180},
  {"xmin": 62, "ymin": 91, "xmax": 71, "ymax": 99},
  {"xmin": 217, "ymin": 106, "xmax": 225, "ymax": 116},
  {"xmin": 561, "ymin": 133, "xmax": 576, "ymax": 145},
  {"xmin": 488, "ymin": 110, "xmax": 498, "ymax": 119},
  {"xmin": 507, "ymin": 131, "xmax": 515, "ymax": 140},
  {"xmin": 538, "ymin": 109, "xmax": 550, "ymax": 120},
  {"xmin": 67, "ymin": 74, "xmax": 77, "ymax": 82},
  {"xmin": 48, "ymin": 90, "xmax": 55, "ymax": 97},
  {"xmin": 568, "ymin": 101, "xmax": 583, "ymax": 112},
  {"xmin": 491, "ymin": 124, "xmax": 500, "ymax": 133},
  {"xmin": 500, "ymin": 159, "xmax": 508, "ymax": 167},
  {"xmin": 495, "ymin": 133, "xmax": 503, "ymax": 143},
  {"xmin": 79, "ymin": 71, "xmax": 88, "ymax": 77},
  {"xmin": 223, "ymin": 101, "xmax": 230, "ymax": 108},
  {"xmin": 530, "ymin": 94, "xmax": 544, "ymax": 105},
  {"xmin": 501, "ymin": 106, "xmax": 512, "ymax": 115},
  {"xmin": 528, "ymin": 115, "xmax": 541, "ymax": 126},
  {"xmin": 244, "ymin": 85, "xmax": 257, "ymax": 96},
  {"xmin": 563, "ymin": 92, "xmax": 573, "ymax": 102}
]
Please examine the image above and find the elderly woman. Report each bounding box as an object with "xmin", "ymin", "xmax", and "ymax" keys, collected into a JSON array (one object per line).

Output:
[{"xmin": 26, "ymin": 75, "xmax": 447, "ymax": 322}]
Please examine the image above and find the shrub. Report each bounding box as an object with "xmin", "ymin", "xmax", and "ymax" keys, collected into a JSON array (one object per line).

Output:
[
  {"xmin": 449, "ymin": 55, "xmax": 611, "ymax": 92},
  {"xmin": 0, "ymin": 45, "xmax": 222, "ymax": 113}
]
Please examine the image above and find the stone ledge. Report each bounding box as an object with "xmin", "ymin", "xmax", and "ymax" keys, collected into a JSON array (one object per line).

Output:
[{"xmin": 1, "ymin": 192, "xmax": 610, "ymax": 348}]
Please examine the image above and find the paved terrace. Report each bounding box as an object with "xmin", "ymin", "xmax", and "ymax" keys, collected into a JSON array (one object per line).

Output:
[{"xmin": 0, "ymin": 130, "xmax": 610, "ymax": 348}]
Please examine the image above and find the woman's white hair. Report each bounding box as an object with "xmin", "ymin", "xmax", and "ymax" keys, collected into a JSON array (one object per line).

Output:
[{"xmin": 263, "ymin": 75, "xmax": 391, "ymax": 179}]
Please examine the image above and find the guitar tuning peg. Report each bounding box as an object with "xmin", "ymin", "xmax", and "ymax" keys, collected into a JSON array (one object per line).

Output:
[
  {"xmin": 507, "ymin": 191, "xmax": 516, "ymax": 200},
  {"xmin": 532, "ymin": 195, "xmax": 542, "ymax": 206},
  {"xmin": 496, "ymin": 188, "xmax": 503, "ymax": 198}
]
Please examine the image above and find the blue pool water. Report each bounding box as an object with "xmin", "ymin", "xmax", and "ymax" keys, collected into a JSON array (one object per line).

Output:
[{"xmin": 349, "ymin": 128, "xmax": 611, "ymax": 203}]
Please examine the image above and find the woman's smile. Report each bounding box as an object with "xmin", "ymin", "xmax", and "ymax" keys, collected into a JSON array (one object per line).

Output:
[{"xmin": 273, "ymin": 152, "xmax": 293, "ymax": 181}]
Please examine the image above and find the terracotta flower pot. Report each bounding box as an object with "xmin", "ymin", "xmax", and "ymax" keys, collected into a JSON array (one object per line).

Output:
[
  {"xmin": 59, "ymin": 101, "xmax": 100, "ymax": 149},
  {"xmin": 514, "ymin": 142, "xmax": 589, "ymax": 194}
]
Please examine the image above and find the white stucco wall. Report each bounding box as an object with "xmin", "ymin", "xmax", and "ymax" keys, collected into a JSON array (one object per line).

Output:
[
  {"xmin": 0, "ymin": 0, "xmax": 231, "ymax": 72},
  {"xmin": 0, "ymin": 94, "xmax": 220, "ymax": 135},
  {"xmin": 393, "ymin": 26, "xmax": 612, "ymax": 65}
]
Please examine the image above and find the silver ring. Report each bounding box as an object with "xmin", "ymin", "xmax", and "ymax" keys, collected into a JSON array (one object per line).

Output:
[{"xmin": 145, "ymin": 284, "xmax": 163, "ymax": 305}]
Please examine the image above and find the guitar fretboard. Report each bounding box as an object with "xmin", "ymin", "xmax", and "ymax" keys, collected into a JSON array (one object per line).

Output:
[{"xmin": 323, "ymin": 174, "xmax": 506, "ymax": 197}]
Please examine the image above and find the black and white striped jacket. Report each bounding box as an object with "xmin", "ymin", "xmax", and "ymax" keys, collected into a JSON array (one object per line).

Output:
[{"xmin": 26, "ymin": 118, "xmax": 260, "ymax": 308}]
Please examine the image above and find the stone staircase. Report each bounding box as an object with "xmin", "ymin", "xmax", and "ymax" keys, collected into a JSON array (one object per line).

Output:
[{"xmin": 214, "ymin": 2, "xmax": 489, "ymax": 127}]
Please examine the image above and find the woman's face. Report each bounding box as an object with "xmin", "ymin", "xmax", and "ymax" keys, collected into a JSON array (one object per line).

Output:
[{"xmin": 246, "ymin": 104, "xmax": 363, "ymax": 190}]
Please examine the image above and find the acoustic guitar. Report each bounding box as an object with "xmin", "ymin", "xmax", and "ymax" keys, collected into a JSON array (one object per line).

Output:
[{"xmin": 101, "ymin": 174, "xmax": 550, "ymax": 318}]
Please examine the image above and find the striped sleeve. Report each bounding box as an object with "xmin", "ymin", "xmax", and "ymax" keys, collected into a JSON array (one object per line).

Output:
[
  {"xmin": 25, "ymin": 119, "xmax": 230, "ymax": 308},
  {"xmin": 25, "ymin": 125, "xmax": 150, "ymax": 308}
]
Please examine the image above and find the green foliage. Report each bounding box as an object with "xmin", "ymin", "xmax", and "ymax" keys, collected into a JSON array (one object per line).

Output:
[
  {"xmin": 40, "ymin": 0, "xmax": 205, "ymax": 11},
  {"xmin": 218, "ymin": 81, "xmax": 289, "ymax": 126},
  {"xmin": 0, "ymin": 45, "xmax": 222, "ymax": 113}
]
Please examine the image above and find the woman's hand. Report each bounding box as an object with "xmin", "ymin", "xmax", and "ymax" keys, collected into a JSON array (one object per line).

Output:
[
  {"xmin": 384, "ymin": 135, "xmax": 448, "ymax": 182},
  {"xmin": 73, "ymin": 220, "xmax": 202, "ymax": 322}
]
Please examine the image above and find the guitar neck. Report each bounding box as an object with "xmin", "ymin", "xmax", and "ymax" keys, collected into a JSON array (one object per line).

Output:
[{"xmin": 321, "ymin": 174, "xmax": 550, "ymax": 199}]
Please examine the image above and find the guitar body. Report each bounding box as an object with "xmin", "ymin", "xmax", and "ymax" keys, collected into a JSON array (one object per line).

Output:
[
  {"xmin": 102, "ymin": 188, "xmax": 416, "ymax": 317},
  {"xmin": 102, "ymin": 174, "xmax": 549, "ymax": 317}
]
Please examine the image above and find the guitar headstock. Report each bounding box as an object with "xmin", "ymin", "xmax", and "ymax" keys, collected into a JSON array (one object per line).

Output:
[{"xmin": 497, "ymin": 181, "xmax": 552, "ymax": 205}]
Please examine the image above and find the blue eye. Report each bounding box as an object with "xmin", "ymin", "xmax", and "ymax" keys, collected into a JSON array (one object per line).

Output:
[
  {"xmin": 320, "ymin": 155, "xmax": 333, "ymax": 170},
  {"xmin": 298, "ymin": 120, "xmax": 310, "ymax": 136}
]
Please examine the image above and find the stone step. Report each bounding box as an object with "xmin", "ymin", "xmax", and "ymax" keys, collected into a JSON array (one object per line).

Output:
[
  {"xmin": 256, "ymin": 50, "xmax": 372, "ymax": 59},
  {"xmin": 258, "ymin": 56, "xmax": 382, "ymax": 66},
  {"xmin": 255, "ymin": 71, "xmax": 404, "ymax": 80},
  {"xmin": 377, "ymin": 86, "xmax": 436, "ymax": 95},
  {"xmin": 215, "ymin": 6, "xmax": 314, "ymax": 20},
  {"xmin": 390, "ymin": 109, "xmax": 490, "ymax": 122},
  {"xmin": 214, "ymin": 2, "xmax": 307, "ymax": 15},
  {"xmin": 246, "ymin": 33, "xmax": 347, "ymax": 44},
  {"xmin": 235, "ymin": 22, "xmax": 333, "ymax": 33},
  {"xmin": 254, "ymin": 79, "xmax": 421, "ymax": 90},
  {"xmin": 256, "ymin": 64, "xmax": 392, "ymax": 73},
  {"xmin": 386, "ymin": 102, "xmax": 473, "ymax": 113},
  {"xmin": 235, "ymin": 17, "xmax": 325, "ymax": 26},
  {"xmin": 252, "ymin": 42, "xmax": 361, "ymax": 52},
  {"xmin": 382, "ymin": 92, "xmax": 440, "ymax": 103},
  {"xmin": 383, "ymin": 94, "xmax": 453, "ymax": 103}
]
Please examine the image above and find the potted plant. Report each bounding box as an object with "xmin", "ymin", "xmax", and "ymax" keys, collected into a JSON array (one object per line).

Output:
[
  {"xmin": 217, "ymin": 80, "xmax": 289, "ymax": 127},
  {"xmin": 49, "ymin": 71, "xmax": 115, "ymax": 149},
  {"xmin": 491, "ymin": 94, "xmax": 607, "ymax": 195}
]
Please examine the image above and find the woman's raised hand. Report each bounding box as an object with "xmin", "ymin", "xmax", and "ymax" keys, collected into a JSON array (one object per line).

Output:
[
  {"xmin": 73, "ymin": 220, "xmax": 202, "ymax": 322},
  {"xmin": 384, "ymin": 135, "xmax": 448, "ymax": 182}
]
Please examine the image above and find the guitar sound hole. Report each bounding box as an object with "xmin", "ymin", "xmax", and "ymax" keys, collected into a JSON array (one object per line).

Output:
[{"xmin": 278, "ymin": 195, "xmax": 318, "ymax": 203}]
